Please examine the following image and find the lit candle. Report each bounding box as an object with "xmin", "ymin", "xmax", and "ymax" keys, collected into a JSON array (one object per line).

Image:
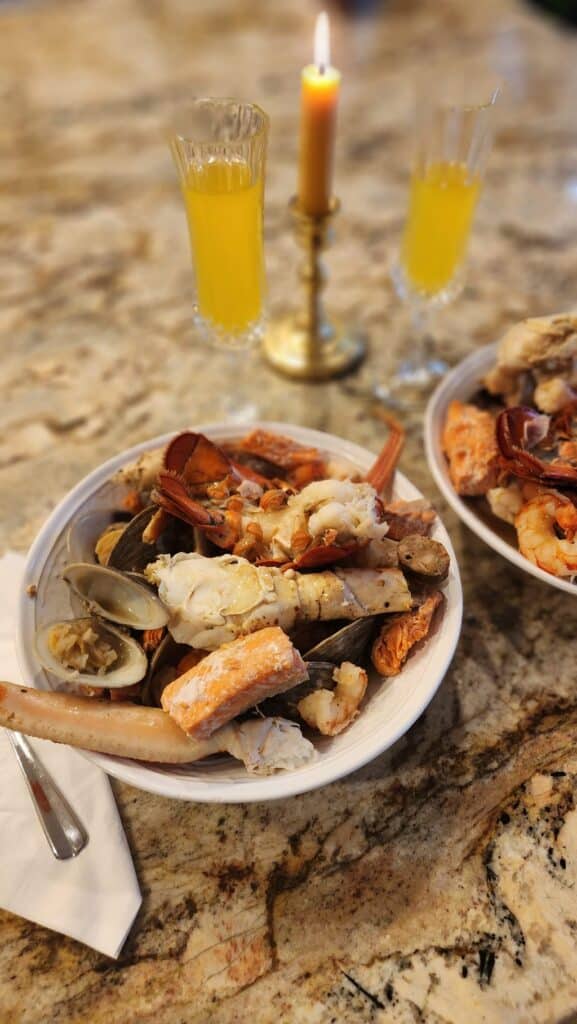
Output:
[{"xmin": 297, "ymin": 12, "xmax": 341, "ymax": 217}]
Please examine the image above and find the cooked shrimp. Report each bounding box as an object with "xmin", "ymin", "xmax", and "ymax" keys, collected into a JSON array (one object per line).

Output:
[
  {"xmin": 442, "ymin": 401, "xmax": 502, "ymax": 496},
  {"xmin": 297, "ymin": 662, "xmax": 368, "ymax": 736},
  {"xmin": 515, "ymin": 491, "xmax": 577, "ymax": 577},
  {"xmin": 371, "ymin": 591, "xmax": 443, "ymax": 676}
]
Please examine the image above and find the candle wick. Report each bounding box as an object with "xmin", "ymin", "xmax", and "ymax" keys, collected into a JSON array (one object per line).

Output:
[{"xmin": 318, "ymin": 62, "xmax": 326, "ymax": 75}]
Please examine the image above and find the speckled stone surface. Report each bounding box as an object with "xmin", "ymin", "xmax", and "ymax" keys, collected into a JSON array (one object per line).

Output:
[{"xmin": 2, "ymin": 0, "xmax": 577, "ymax": 1020}]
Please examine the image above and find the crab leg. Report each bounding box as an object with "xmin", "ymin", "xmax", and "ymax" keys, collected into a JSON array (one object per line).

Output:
[
  {"xmin": 0, "ymin": 681, "xmax": 315, "ymax": 772},
  {"xmin": 0, "ymin": 682, "xmax": 216, "ymax": 762},
  {"xmin": 147, "ymin": 553, "xmax": 412, "ymax": 649},
  {"xmin": 365, "ymin": 410, "xmax": 405, "ymax": 496}
]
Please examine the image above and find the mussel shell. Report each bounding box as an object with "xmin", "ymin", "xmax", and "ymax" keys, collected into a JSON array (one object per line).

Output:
[
  {"xmin": 142, "ymin": 633, "xmax": 190, "ymax": 707},
  {"xmin": 107, "ymin": 506, "xmax": 158, "ymax": 573},
  {"xmin": 251, "ymin": 661, "xmax": 337, "ymax": 722},
  {"xmin": 63, "ymin": 562, "xmax": 169, "ymax": 630},
  {"xmin": 107, "ymin": 507, "xmax": 201, "ymax": 573},
  {"xmin": 36, "ymin": 617, "xmax": 148, "ymax": 688},
  {"xmin": 303, "ymin": 617, "xmax": 376, "ymax": 665}
]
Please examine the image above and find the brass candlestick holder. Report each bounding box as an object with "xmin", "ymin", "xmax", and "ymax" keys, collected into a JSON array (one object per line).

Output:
[{"xmin": 263, "ymin": 197, "xmax": 367, "ymax": 380}]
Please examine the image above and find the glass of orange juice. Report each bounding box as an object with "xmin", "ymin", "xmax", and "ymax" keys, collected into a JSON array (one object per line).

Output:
[
  {"xmin": 389, "ymin": 75, "xmax": 500, "ymax": 393},
  {"xmin": 171, "ymin": 100, "xmax": 268, "ymax": 417}
]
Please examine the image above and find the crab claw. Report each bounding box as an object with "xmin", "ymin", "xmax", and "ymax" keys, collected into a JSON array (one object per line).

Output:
[{"xmin": 496, "ymin": 406, "xmax": 577, "ymax": 487}]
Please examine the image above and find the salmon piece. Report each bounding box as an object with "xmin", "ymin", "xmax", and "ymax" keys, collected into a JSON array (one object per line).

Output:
[
  {"xmin": 442, "ymin": 400, "xmax": 502, "ymax": 496},
  {"xmin": 161, "ymin": 626, "xmax": 308, "ymax": 739}
]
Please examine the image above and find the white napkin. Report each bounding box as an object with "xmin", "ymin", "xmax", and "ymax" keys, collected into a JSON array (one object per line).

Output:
[{"xmin": 0, "ymin": 552, "xmax": 142, "ymax": 958}]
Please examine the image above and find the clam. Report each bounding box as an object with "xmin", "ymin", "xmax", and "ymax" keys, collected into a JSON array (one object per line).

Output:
[
  {"xmin": 63, "ymin": 562, "xmax": 169, "ymax": 630},
  {"xmin": 36, "ymin": 617, "xmax": 148, "ymax": 688}
]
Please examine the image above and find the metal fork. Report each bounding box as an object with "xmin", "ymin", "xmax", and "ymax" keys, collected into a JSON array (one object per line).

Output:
[{"xmin": 6, "ymin": 731, "xmax": 88, "ymax": 859}]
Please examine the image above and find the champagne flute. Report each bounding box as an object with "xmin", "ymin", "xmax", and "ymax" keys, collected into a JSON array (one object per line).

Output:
[
  {"xmin": 387, "ymin": 73, "xmax": 500, "ymax": 395},
  {"xmin": 171, "ymin": 99, "xmax": 269, "ymax": 421}
]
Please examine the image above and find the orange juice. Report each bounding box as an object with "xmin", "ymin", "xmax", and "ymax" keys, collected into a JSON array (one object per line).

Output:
[
  {"xmin": 183, "ymin": 159, "xmax": 264, "ymax": 334},
  {"xmin": 401, "ymin": 161, "xmax": 480, "ymax": 295}
]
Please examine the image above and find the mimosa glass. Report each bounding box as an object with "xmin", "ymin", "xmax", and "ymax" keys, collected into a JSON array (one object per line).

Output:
[
  {"xmin": 171, "ymin": 99, "xmax": 269, "ymax": 419},
  {"xmin": 388, "ymin": 75, "xmax": 500, "ymax": 394}
]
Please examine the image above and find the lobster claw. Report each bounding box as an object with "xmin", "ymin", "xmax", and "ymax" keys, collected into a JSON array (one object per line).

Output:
[
  {"xmin": 164, "ymin": 432, "xmax": 235, "ymax": 488},
  {"xmin": 154, "ymin": 471, "xmax": 231, "ymax": 536}
]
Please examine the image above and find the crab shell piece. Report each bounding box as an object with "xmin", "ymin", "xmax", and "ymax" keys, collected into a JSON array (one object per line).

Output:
[
  {"xmin": 36, "ymin": 617, "xmax": 148, "ymax": 689},
  {"xmin": 496, "ymin": 406, "xmax": 577, "ymax": 487},
  {"xmin": 63, "ymin": 562, "xmax": 169, "ymax": 630}
]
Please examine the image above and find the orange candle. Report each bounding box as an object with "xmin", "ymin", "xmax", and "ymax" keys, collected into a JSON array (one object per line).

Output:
[{"xmin": 297, "ymin": 12, "xmax": 341, "ymax": 217}]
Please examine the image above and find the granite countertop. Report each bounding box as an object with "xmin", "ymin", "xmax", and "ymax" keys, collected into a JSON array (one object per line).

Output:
[{"xmin": 2, "ymin": 0, "xmax": 577, "ymax": 1020}]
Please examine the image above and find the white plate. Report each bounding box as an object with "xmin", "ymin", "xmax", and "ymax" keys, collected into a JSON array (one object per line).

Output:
[
  {"xmin": 18, "ymin": 422, "xmax": 463, "ymax": 803},
  {"xmin": 425, "ymin": 345, "xmax": 577, "ymax": 595}
]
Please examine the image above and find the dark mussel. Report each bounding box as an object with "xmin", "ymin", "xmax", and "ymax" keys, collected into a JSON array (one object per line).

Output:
[
  {"xmin": 141, "ymin": 633, "xmax": 191, "ymax": 708},
  {"xmin": 107, "ymin": 506, "xmax": 159, "ymax": 573},
  {"xmin": 303, "ymin": 617, "xmax": 376, "ymax": 665},
  {"xmin": 108, "ymin": 506, "xmax": 202, "ymax": 573},
  {"xmin": 254, "ymin": 618, "xmax": 376, "ymax": 722}
]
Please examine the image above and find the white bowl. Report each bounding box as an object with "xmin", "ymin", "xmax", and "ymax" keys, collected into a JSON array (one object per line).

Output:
[
  {"xmin": 425, "ymin": 345, "xmax": 577, "ymax": 595},
  {"xmin": 18, "ymin": 422, "xmax": 463, "ymax": 803}
]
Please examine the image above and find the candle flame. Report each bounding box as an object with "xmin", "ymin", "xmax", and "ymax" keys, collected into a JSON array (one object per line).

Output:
[{"xmin": 314, "ymin": 12, "xmax": 330, "ymax": 73}]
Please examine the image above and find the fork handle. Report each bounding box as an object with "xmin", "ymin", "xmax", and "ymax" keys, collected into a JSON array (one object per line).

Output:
[{"xmin": 6, "ymin": 731, "xmax": 88, "ymax": 860}]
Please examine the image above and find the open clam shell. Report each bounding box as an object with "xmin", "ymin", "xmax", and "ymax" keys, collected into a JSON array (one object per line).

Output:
[
  {"xmin": 36, "ymin": 617, "xmax": 148, "ymax": 689},
  {"xmin": 303, "ymin": 617, "xmax": 376, "ymax": 665},
  {"xmin": 63, "ymin": 562, "xmax": 169, "ymax": 630}
]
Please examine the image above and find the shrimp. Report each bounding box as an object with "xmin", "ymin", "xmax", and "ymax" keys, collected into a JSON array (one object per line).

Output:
[
  {"xmin": 515, "ymin": 491, "xmax": 577, "ymax": 577},
  {"xmin": 297, "ymin": 662, "xmax": 368, "ymax": 736}
]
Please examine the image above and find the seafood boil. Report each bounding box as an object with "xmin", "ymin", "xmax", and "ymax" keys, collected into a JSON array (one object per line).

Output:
[
  {"xmin": 2, "ymin": 424, "xmax": 452, "ymax": 776},
  {"xmin": 442, "ymin": 313, "xmax": 577, "ymax": 581}
]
